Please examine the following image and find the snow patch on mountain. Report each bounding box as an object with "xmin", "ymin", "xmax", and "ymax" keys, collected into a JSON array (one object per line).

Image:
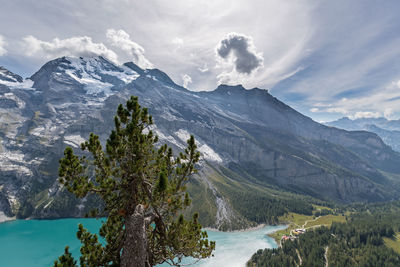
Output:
[
  {"xmin": 60, "ymin": 56, "xmax": 139, "ymax": 95},
  {"xmin": 0, "ymin": 66, "xmax": 34, "ymax": 88},
  {"xmin": 175, "ymin": 129, "xmax": 191, "ymax": 142},
  {"xmin": 198, "ymin": 144, "xmax": 223, "ymax": 163},
  {"xmin": 109, "ymin": 65, "xmax": 140, "ymax": 83},
  {"xmin": 145, "ymin": 74, "xmax": 158, "ymax": 81},
  {"xmin": 0, "ymin": 78, "xmax": 34, "ymax": 89},
  {"xmin": 154, "ymin": 128, "xmax": 185, "ymax": 149},
  {"xmin": 0, "ymin": 68, "xmax": 18, "ymax": 82},
  {"xmin": 64, "ymin": 135, "xmax": 86, "ymax": 148},
  {"xmin": 0, "ymin": 67, "xmax": 23, "ymax": 83},
  {"xmin": 175, "ymin": 129, "xmax": 222, "ymax": 162},
  {"xmin": 1, "ymin": 92, "xmax": 26, "ymax": 108},
  {"xmin": 67, "ymin": 69, "xmax": 114, "ymax": 95}
]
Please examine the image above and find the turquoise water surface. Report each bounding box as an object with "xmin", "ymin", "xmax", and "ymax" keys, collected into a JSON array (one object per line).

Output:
[{"xmin": 0, "ymin": 219, "xmax": 285, "ymax": 267}]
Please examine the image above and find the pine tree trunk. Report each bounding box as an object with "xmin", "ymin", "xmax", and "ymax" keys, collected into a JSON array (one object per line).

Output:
[{"xmin": 121, "ymin": 204, "xmax": 148, "ymax": 267}]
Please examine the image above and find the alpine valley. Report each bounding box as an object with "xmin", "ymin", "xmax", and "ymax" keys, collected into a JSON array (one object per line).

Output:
[{"xmin": 1, "ymin": 56, "xmax": 400, "ymax": 230}]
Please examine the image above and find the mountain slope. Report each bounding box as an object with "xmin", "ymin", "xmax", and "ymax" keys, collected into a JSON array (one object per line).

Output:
[
  {"xmin": 0, "ymin": 67, "xmax": 23, "ymax": 83},
  {"xmin": 326, "ymin": 117, "xmax": 400, "ymax": 153},
  {"xmin": 1, "ymin": 56, "xmax": 400, "ymax": 229}
]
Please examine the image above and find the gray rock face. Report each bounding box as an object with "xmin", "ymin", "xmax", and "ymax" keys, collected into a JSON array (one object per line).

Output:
[
  {"xmin": 1, "ymin": 56, "xmax": 400, "ymax": 226},
  {"xmin": 327, "ymin": 117, "xmax": 400, "ymax": 153}
]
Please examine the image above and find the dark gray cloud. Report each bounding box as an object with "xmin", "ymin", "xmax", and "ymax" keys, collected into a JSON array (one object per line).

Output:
[{"xmin": 216, "ymin": 33, "xmax": 263, "ymax": 74}]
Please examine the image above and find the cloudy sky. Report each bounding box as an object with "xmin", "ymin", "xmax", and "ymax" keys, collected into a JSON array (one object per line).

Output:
[{"xmin": 1, "ymin": 0, "xmax": 400, "ymax": 122}]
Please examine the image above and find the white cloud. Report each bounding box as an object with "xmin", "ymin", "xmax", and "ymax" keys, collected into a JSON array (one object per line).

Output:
[
  {"xmin": 22, "ymin": 35, "xmax": 118, "ymax": 62},
  {"xmin": 0, "ymin": 35, "xmax": 7, "ymax": 56},
  {"xmin": 171, "ymin": 37, "xmax": 183, "ymax": 48},
  {"xmin": 309, "ymin": 80, "xmax": 400, "ymax": 120},
  {"xmin": 2, "ymin": 0, "xmax": 400, "ymax": 121},
  {"xmin": 321, "ymin": 107, "xmax": 382, "ymax": 120},
  {"xmin": 198, "ymin": 63, "xmax": 209, "ymax": 73},
  {"xmin": 310, "ymin": 107, "xmax": 319, "ymax": 113},
  {"xmin": 182, "ymin": 74, "xmax": 192, "ymax": 88},
  {"xmin": 352, "ymin": 111, "xmax": 381, "ymax": 119},
  {"xmin": 326, "ymin": 107, "xmax": 348, "ymax": 115},
  {"xmin": 106, "ymin": 29, "xmax": 153, "ymax": 69},
  {"xmin": 274, "ymin": 2, "xmax": 400, "ymax": 110},
  {"xmin": 0, "ymin": 0, "xmax": 313, "ymax": 92},
  {"xmin": 384, "ymin": 108, "xmax": 394, "ymax": 120}
]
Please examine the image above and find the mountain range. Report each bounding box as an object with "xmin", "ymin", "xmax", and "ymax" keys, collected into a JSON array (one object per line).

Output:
[
  {"xmin": 1, "ymin": 56, "xmax": 400, "ymax": 229},
  {"xmin": 326, "ymin": 117, "xmax": 400, "ymax": 153}
]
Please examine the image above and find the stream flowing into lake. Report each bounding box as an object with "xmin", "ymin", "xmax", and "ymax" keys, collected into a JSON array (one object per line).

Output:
[{"xmin": 0, "ymin": 218, "xmax": 285, "ymax": 267}]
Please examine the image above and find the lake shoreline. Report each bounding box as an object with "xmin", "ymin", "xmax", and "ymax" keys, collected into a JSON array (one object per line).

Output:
[
  {"xmin": 1, "ymin": 217, "xmax": 284, "ymax": 235},
  {"xmin": 1, "ymin": 219, "xmax": 286, "ymax": 267},
  {"xmin": 0, "ymin": 212, "xmax": 15, "ymax": 223},
  {"xmin": 204, "ymin": 223, "xmax": 267, "ymax": 233},
  {"xmin": 204, "ymin": 223, "xmax": 288, "ymax": 235},
  {"xmin": 1, "ymin": 217, "xmax": 287, "ymax": 252}
]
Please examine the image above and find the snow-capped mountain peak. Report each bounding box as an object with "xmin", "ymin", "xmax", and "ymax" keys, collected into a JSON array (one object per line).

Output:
[
  {"xmin": 30, "ymin": 56, "xmax": 140, "ymax": 96},
  {"xmin": 0, "ymin": 66, "xmax": 23, "ymax": 83},
  {"xmin": 0, "ymin": 66, "xmax": 34, "ymax": 89}
]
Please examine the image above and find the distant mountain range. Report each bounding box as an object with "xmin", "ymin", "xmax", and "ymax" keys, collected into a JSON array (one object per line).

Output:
[
  {"xmin": 1, "ymin": 56, "xmax": 400, "ymax": 229},
  {"xmin": 326, "ymin": 117, "xmax": 400, "ymax": 152}
]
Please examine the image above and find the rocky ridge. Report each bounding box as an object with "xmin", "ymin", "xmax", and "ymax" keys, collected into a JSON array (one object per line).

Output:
[{"xmin": 1, "ymin": 56, "xmax": 400, "ymax": 229}]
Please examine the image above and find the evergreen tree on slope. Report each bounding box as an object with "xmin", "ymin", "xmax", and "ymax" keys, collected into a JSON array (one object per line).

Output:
[{"xmin": 54, "ymin": 96, "xmax": 215, "ymax": 267}]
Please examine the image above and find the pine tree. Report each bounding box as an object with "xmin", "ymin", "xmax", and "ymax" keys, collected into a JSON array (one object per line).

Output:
[
  {"xmin": 53, "ymin": 246, "xmax": 77, "ymax": 267},
  {"xmin": 54, "ymin": 96, "xmax": 215, "ymax": 267}
]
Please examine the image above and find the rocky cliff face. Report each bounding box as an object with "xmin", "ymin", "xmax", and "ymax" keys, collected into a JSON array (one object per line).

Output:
[
  {"xmin": 1, "ymin": 56, "xmax": 400, "ymax": 228},
  {"xmin": 326, "ymin": 117, "xmax": 400, "ymax": 153}
]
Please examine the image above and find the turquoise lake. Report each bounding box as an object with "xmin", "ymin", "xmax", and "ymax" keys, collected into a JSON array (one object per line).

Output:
[{"xmin": 0, "ymin": 219, "xmax": 285, "ymax": 267}]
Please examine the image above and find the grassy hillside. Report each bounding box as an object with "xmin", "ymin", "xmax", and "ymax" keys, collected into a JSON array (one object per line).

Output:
[
  {"xmin": 384, "ymin": 233, "xmax": 400, "ymax": 254},
  {"xmin": 268, "ymin": 210, "xmax": 346, "ymax": 244},
  {"xmin": 185, "ymin": 163, "xmax": 330, "ymax": 230},
  {"xmin": 248, "ymin": 202, "xmax": 400, "ymax": 266}
]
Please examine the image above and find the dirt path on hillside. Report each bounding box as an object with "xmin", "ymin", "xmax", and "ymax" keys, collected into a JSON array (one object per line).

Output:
[
  {"xmin": 324, "ymin": 246, "xmax": 329, "ymax": 267},
  {"xmin": 302, "ymin": 216, "xmax": 321, "ymax": 228},
  {"xmin": 296, "ymin": 249, "xmax": 302, "ymax": 266}
]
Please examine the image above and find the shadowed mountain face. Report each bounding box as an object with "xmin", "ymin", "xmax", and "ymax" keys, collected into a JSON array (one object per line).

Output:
[{"xmin": 1, "ymin": 56, "xmax": 400, "ymax": 227}]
